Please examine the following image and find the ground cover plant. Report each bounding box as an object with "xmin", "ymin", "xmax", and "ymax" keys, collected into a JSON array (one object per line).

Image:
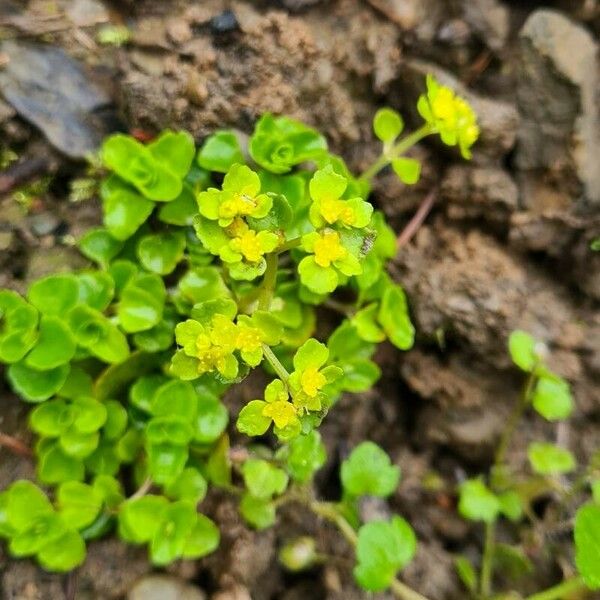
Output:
[{"xmin": 0, "ymin": 75, "xmax": 598, "ymax": 600}]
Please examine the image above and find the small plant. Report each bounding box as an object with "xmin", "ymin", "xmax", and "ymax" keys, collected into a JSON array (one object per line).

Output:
[
  {"xmin": 455, "ymin": 331, "xmax": 600, "ymax": 599},
  {"xmin": 1, "ymin": 75, "xmax": 596, "ymax": 599}
]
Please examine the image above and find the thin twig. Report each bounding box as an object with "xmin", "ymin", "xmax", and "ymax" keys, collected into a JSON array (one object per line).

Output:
[
  {"xmin": 396, "ymin": 189, "xmax": 437, "ymax": 250},
  {"xmin": 129, "ymin": 477, "xmax": 153, "ymax": 500},
  {"xmin": 0, "ymin": 432, "xmax": 33, "ymax": 458}
]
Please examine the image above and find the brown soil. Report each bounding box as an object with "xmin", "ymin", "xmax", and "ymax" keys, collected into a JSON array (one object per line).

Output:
[{"xmin": 0, "ymin": 1, "xmax": 599, "ymax": 599}]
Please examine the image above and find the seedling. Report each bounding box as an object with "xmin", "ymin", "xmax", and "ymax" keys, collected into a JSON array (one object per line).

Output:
[
  {"xmin": 455, "ymin": 331, "xmax": 599, "ymax": 599},
  {"xmin": 1, "ymin": 75, "xmax": 595, "ymax": 599}
]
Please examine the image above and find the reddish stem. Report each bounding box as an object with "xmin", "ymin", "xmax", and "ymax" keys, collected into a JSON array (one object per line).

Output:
[
  {"xmin": 0, "ymin": 432, "xmax": 33, "ymax": 458},
  {"xmin": 396, "ymin": 189, "xmax": 436, "ymax": 250}
]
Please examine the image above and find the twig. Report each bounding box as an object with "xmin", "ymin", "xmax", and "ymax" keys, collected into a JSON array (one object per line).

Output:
[
  {"xmin": 0, "ymin": 157, "xmax": 52, "ymax": 195},
  {"xmin": 0, "ymin": 431, "xmax": 33, "ymax": 458},
  {"xmin": 396, "ymin": 189, "xmax": 436, "ymax": 250},
  {"xmin": 129, "ymin": 477, "xmax": 153, "ymax": 500}
]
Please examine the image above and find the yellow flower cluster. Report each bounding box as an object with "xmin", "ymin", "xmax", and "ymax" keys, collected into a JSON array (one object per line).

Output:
[{"xmin": 312, "ymin": 231, "xmax": 347, "ymax": 268}]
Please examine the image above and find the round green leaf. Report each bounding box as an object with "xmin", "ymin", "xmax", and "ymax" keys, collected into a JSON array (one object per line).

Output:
[
  {"xmin": 373, "ymin": 108, "xmax": 404, "ymax": 142},
  {"xmin": 25, "ymin": 316, "xmax": 76, "ymax": 370},
  {"xmin": 575, "ymin": 503, "xmax": 600, "ymax": 590},
  {"xmin": 165, "ymin": 468, "xmax": 208, "ymax": 503},
  {"xmin": 137, "ymin": 231, "xmax": 186, "ymax": 275},
  {"xmin": 60, "ymin": 429, "xmax": 99, "ymax": 458},
  {"xmin": 527, "ymin": 442, "xmax": 576, "ymax": 475},
  {"xmin": 30, "ymin": 399, "xmax": 74, "ymax": 437},
  {"xmin": 5, "ymin": 481, "xmax": 53, "ymax": 531},
  {"xmin": 37, "ymin": 529, "xmax": 86, "ymax": 572},
  {"xmin": 118, "ymin": 274, "xmax": 166, "ymax": 333},
  {"xmin": 197, "ymin": 131, "xmax": 244, "ymax": 173},
  {"xmin": 118, "ymin": 495, "xmax": 169, "ymax": 543},
  {"xmin": 285, "ymin": 431, "xmax": 326, "ymax": 483},
  {"xmin": 7, "ymin": 361, "xmax": 70, "ymax": 403},
  {"xmin": 27, "ymin": 274, "xmax": 79, "ymax": 316},
  {"xmin": 77, "ymin": 271, "xmax": 115, "ymax": 311},
  {"xmin": 341, "ymin": 441, "xmax": 400, "ymax": 498},
  {"xmin": 149, "ymin": 501, "xmax": 196, "ymax": 565},
  {"xmin": 236, "ymin": 400, "xmax": 271, "ymax": 436},
  {"xmin": 240, "ymin": 493, "xmax": 276, "ymax": 530},
  {"xmin": 152, "ymin": 380, "xmax": 198, "ymax": 420},
  {"xmin": 377, "ymin": 285, "xmax": 414, "ymax": 350},
  {"xmin": 38, "ymin": 444, "xmax": 85, "ymax": 484},
  {"xmin": 79, "ymin": 228, "xmax": 124, "ymax": 268},
  {"xmin": 103, "ymin": 187, "xmax": 154, "ymax": 241},
  {"xmin": 147, "ymin": 442, "xmax": 188, "ymax": 485},
  {"xmin": 194, "ymin": 398, "xmax": 228, "ymax": 444},
  {"xmin": 458, "ymin": 479, "xmax": 500, "ymax": 523},
  {"xmin": 57, "ymin": 481, "xmax": 103, "ymax": 530},
  {"xmin": 391, "ymin": 157, "xmax": 421, "ymax": 185},
  {"xmin": 182, "ymin": 513, "xmax": 220, "ymax": 558},
  {"xmin": 508, "ymin": 330, "xmax": 537, "ymax": 372},
  {"xmin": 532, "ymin": 375, "xmax": 573, "ymax": 421},
  {"xmin": 242, "ymin": 459, "xmax": 288, "ymax": 500}
]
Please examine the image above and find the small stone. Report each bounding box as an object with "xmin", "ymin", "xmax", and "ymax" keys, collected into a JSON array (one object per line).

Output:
[
  {"xmin": 210, "ymin": 10, "xmax": 239, "ymax": 34},
  {"xmin": 29, "ymin": 212, "xmax": 60, "ymax": 236},
  {"xmin": 128, "ymin": 575, "xmax": 206, "ymax": 600},
  {"xmin": 277, "ymin": 0, "xmax": 322, "ymax": 11},
  {"xmin": 167, "ymin": 18, "xmax": 193, "ymax": 45},
  {"xmin": 517, "ymin": 9, "xmax": 600, "ymax": 205}
]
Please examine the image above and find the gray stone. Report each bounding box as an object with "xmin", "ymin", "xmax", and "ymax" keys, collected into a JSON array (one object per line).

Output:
[
  {"xmin": 461, "ymin": 0, "xmax": 510, "ymax": 51},
  {"xmin": 517, "ymin": 9, "xmax": 600, "ymax": 205},
  {"xmin": 128, "ymin": 575, "xmax": 206, "ymax": 600},
  {"xmin": 0, "ymin": 41, "xmax": 115, "ymax": 158}
]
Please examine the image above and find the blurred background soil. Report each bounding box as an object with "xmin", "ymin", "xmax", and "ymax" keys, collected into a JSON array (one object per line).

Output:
[{"xmin": 0, "ymin": 0, "xmax": 599, "ymax": 598}]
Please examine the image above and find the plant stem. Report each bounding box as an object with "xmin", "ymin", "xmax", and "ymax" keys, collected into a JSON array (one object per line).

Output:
[
  {"xmin": 525, "ymin": 577, "xmax": 587, "ymax": 600},
  {"xmin": 359, "ymin": 124, "xmax": 433, "ymax": 184},
  {"xmin": 310, "ymin": 501, "xmax": 432, "ymax": 600},
  {"xmin": 276, "ymin": 237, "xmax": 302, "ymax": 253},
  {"xmin": 262, "ymin": 343, "xmax": 290, "ymax": 383},
  {"xmin": 0, "ymin": 431, "xmax": 33, "ymax": 458},
  {"xmin": 258, "ymin": 253, "xmax": 279, "ymax": 311},
  {"xmin": 396, "ymin": 189, "xmax": 437, "ymax": 250},
  {"xmin": 129, "ymin": 477, "xmax": 152, "ymax": 500},
  {"xmin": 480, "ymin": 521, "xmax": 495, "ymax": 597},
  {"xmin": 494, "ymin": 370, "xmax": 537, "ymax": 467}
]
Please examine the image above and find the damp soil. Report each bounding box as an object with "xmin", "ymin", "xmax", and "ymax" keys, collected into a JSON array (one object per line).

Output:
[{"xmin": 0, "ymin": 1, "xmax": 599, "ymax": 599}]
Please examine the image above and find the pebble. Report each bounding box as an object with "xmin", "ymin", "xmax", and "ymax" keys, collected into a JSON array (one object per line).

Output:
[
  {"xmin": 128, "ymin": 575, "xmax": 206, "ymax": 600},
  {"xmin": 210, "ymin": 10, "xmax": 239, "ymax": 34}
]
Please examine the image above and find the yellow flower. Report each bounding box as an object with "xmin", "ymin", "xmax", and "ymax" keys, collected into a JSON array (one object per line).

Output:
[
  {"xmin": 313, "ymin": 231, "xmax": 347, "ymax": 268},
  {"xmin": 418, "ymin": 75, "xmax": 479, "ymax": 159},
  {"xmin": 236, "ymin": 323, "xmax": 263, "ymax": 354},
  {"xmin": 219, "ymin": 193, "xmax": 259, "ymax": 221},
  {"xmin": 230, "ymin": 229, "xmax": 263, "ymax": 263},
  {"xmin": 262, "ymin": 400, "xmax": 298, "ymax": 429},
  {"xmin": 300, "ymin": 366, "xmax": 327, "ymax": 398},
  {"xmin": 320, "ymin": 198, "xmax": 356, "ymax": 227}
]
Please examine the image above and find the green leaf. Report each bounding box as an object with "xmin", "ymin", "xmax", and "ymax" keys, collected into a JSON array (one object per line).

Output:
[
  {"xmin": 25, "ymin": 316, "xmax": 76, "ymax": 370},
  {"xmin": 150, "ymin": 501, "xmax": 196, "ymax": 565},
  {"xmin": 194, "ymin": 398, "xmax": 228, "ymax": 444},
  {"xmin": 118, "ymin": 495, "xmax": 168, "ymax": 543},
  {"xmin": 147, "ymin": 443, "xmax": 188, "ymax": 485},
  {"xmin": 242, "ymin": 459, "xmax": 288, "ymax": 500},
  {"xmin": 337, "ymin": 358, "xmax": 380, "ymax": 392},
  {"xmin": 60, "ymin": 429, "xmax": 99, "ymax": 458},
  {"xmin": 392, "ymin": 158, "xmax": 421, "ymax": 185},
  {"xmin": 458, "ymin": 479, "xmax": 500, "ymax": 523},
  {"xmin": 130, "ymin": 374, "xmax": 169, "ymax": 413},
  {"xmin": 30, "ymin": 399, "xmax": 74, "ymax": 437},
  {"xmin": 165, "ymin": 467, "xmax": 208, "ymax": 503},
  {"xmin": 58, "ymin": 367, "xmax": 93, "ymax": 400},
  {"xmin": 206, "ymin": 434, "xmax": 232, "ymax": 487},
  {"xmin": 236, "ymin": 400, "xmax": 271, "ymax": 436},
  {"xmin": 93, "ymin": 475, "xmax": 124, "ymax": 508},
  {"xmin": 197, "ymin": 131, "xmax": 244, "ymax": 172},
  {"xmin": 378, "ymin": 285, "xmax": 414, "ymax": 350},
  {"xmin": 182, "ymin": 514, "xmax": 220, "ymax": 558},
  {"xmin": 493, "ymin": 543, "xmax": 534, "ymax": 580},
  {"xmin": 178, "ymin": 266, "xmax": 229, "ymax": 305},
  {"xmin": 37, "ymin": 529, "xmax": 86, "ymax": 572},
  {"xmin": 528, "ymin": 442, "xmax": 576, "ymax": 475},
  {"xmin": 5, "ymin": 481, "xmax": 53, "ymax": 531},
  {"xmin": 328, "ymin": 321, "xmax": 375, "ymax": 362},
  {"xmin": 28, "ymin": 274, "xmax": 79, "ymax": 316},
  {"xmin": 532, "ymin": 375, "xmax": 573, "ymax": 421},
  {"xmin": 498, "ymin": 490, "xmax": 523, "ymax": 522},
  {"xmin": 249, "ymin": 114, "xmax": 327, "ymax": 174},
  {"xmin": 103, "ymin": 187, "xmax": 154, "ymax": 241},
  {"xmin": 103, "ymin": 400, "xmax": 128, "ymax": 440},
  {"xmin": 240, "ymin": 493, "xmax": 276, "ymax": 530},
  {"xmin": 352, "ymin": 304, "xmax": 385, "ymax": 343},
  {"xmin": 575, "ymin": 503, "xmax": 600, "ymax": 589},
  {"xmin": 151, "ymin": 380, "xmax": 198, "ymax": 420},
  {"xmin": 79, "ymin": 228, "xmax": 124, "ymax": 267},
  {"xmin": 9, "ymin": 513, "xmax": 64, "ymax": 557},
  {"xmin": 285, "ymin": 431, "xmax": 326, "ymax": 483},
  {"xmin": 455, "ymin": 556, "xmax": 477, "ymax": 593},
  {"xmin": 293, "ymin": 338, "xmax": 328, "ymax": 372},
  {"xmin": 57, "ymin": 481, "xmax": 103, "ymax": 530},
  {"xmin": 158, "ymin": 185, "xmax": 198, "ymax": 226},
  {"xmin": 341, "ymin": 441, "xmax": 400, "ymax": 497},
  {"xmin": 508, "ymin": 330, "xmax": 538, "ymax": 372},
  {"xmin": 354, "ymin": 517, "xmax": 416, "ymax": 592},
  {"xmin": 118, "ymin": 274, "xmax": 165, "ymax": 333},
  {"xmin": 148, "ymin": 130, "xmax": 195, "ymax": 179},
  {"xmin": 72, "ymin": 397, "xmax": 107, "ymax": 433},
  {"xmin": 85, "ymin": 441, "xmax": 120, "ymax": 476},
  {"xmin": 137, "ymin": 231, "xmax": 186, "ymax": 275},
  {"xmin": 109, "ymin": 259, "xmax": 138, "ymax": 295},
  {"xmin": 0, "ymin": 291, "xmax": 39, "ymax": 363},
  {"xmin": 7, "ymin": 361, "xmax": 70, "ymax": 403},
  {"xmin": 38, "ymin": 444, "xmax": 85, "ymax": 484},
  {"xmin": 77, "ymin": 271, "xmax": 115, "ymax": 311},
  {"xmin": 373, "ymin": 108, "xmax": 404, "ymax": 142}
]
